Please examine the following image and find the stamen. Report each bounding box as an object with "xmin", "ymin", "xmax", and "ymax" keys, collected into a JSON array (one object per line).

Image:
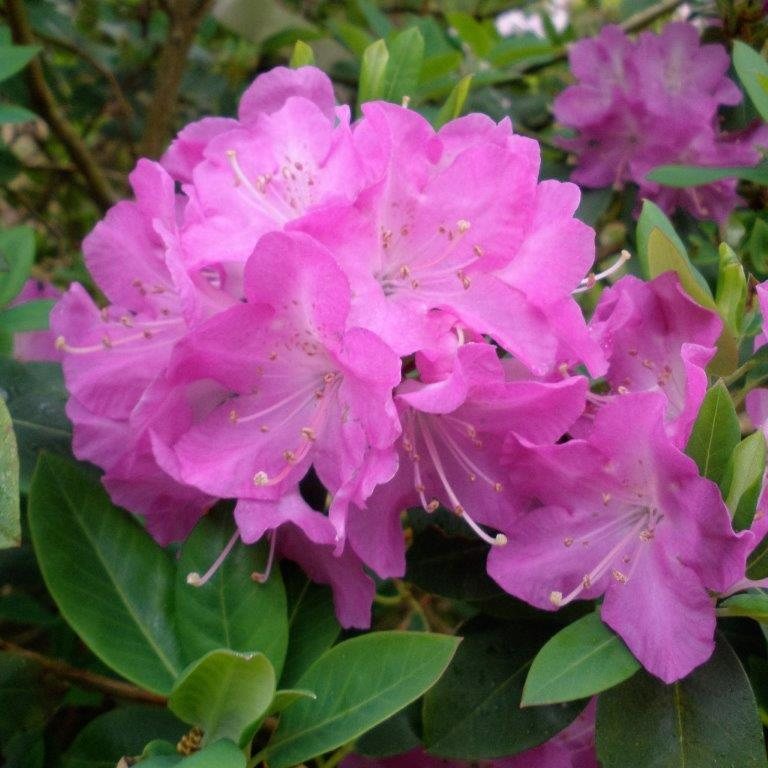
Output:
[
  {"xmin": 251, "ymin": 530, "xmax": 278, "ymax": 583},
  {"xmin": 418, "ymin": 415, "xmax": 505, "ymax": 547},
  {"xmin": 186, "ymin": 530, "xmax": 240, "ymax": 587},
  {"xmin": 573, "ymin": 250, "xmax": 631, "ymax": 294}
]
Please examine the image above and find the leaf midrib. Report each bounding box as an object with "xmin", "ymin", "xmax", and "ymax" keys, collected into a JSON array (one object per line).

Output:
[
  {"xmin": 267, "ymin": 644, "xmax": 453, "ymax": 757},
  {"xmin": 52, "ymin": 466, "xmax": 180, "ymax": 680}
]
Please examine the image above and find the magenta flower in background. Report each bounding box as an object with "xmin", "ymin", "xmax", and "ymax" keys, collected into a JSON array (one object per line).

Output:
[
  {"xmin": 489, "ymin": 392, "xmax": 751, "ymax": 682},
  {"xmin": 11, "ymin": 279, "xmax": 62, "ymax": 363},
  {"xmin": 554, "ymin": 22, "xmax": 765, "ymax": 221}
]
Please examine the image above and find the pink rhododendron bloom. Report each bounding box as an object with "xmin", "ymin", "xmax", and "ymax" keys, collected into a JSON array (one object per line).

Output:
[
  {"xmin": 297, "ymin": 102, "xmax": 605, "ymax": 376},
  {"xmin": 554, "ymin": 23, "xmax": 765, "ymax": 221},
  {"xmin": 148, "ymin": 231, "xmax": 401, "ymax": 507},
  {"xmin": 590, "ymin": 272, "xmax": 721, "ymax": 446},
  {"xmin": 235, "ymin": 493, "xmax": 375, "ymax": 628},
  {"xmin": 11, "ymin": 279, "xmax": 62, "ymax": 363},
  {"xmin": 345, "ymin": 341, "xmax": 588, "ymax": 579},
  {"xmin": 489, "ymin": 392, "xmax": 751, "ymax": 682}
]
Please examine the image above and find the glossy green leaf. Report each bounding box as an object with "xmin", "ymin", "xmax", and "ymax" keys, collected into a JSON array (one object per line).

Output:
[
  {"xmin": 169, "ymin": 649, "xmax": 275, "ymax": 748},
  {"xmin": 406, "ymin": 526, "xmax": 504, "ymax": 601},
  {"xmin": 0, "ymin": 226, "xmax": 35, "ymax": 307},
  {"xmin": 647, "ymin": 227, "xmax": 739, "ymax": 376},
  {"xmin": 358, "ymin": 39, "xmax": 389, "ymax": 106},
  {"xmin": 423, "ymin": 617, "xmax": 585, "ymax": 759},
  {"xmin": 0, "ymin": 104, "xmax": 37, "ymax": 124},
  {"xmin": 636, "ymin": 201, "xmax": 689, "ymax": 282},
  {"xmin": 522, "ymin": 612, "xmax": 639, "ymax": 706},
  {"xmin": 61, "ymin": 706, "xmax": 184, "ymax": 768},
  {"xmin": 734, "ymin": 41, "xmax": 768, "ymax": 122},
  {"xmin": 0, "ymin": 45, "xmax": 40, "ymax": 83},
  {"xmin": 647, "ymin": 228, "xmax": 714, "ymax": 309},
  {"xmin": 597, "ymin": 638, "xmax": 767, "ymax": 768},
  {"xmin": 356, "ymin": 703, "xmax": 421, "ymax": 758},
  {"xmin": 722, "ymin": 430, "xmax": 766, "ymax": 530},
  {"xmin": 279, "ymin": 565, "xmax": 339, "ymax": 688},
  {"xmin": 176, "ymin": 510, "xmax": 288, "ymax": 675},
  {"xmin": 0, "ymin": 397, "xmax": 20, "ymax": 548},
  {"xmin": 716, "ymin": 243, "xmax": 747, "ymax": 334},
  {"xmin": 718, "ymin": 590, "xmax": 768, "ymax": 622},
  {"xmin": 0, "ymin": 360, "xmax": 70, "ymax": 490},
  {"xmin": 434, "ymin": 75, "xmax": 472, "ymax": 128},
  {"xmin": 685, "ymin": 380, "xmax": 741, "ymax": 487},
  {"xmin": 0, "ymin": 300, "xmax": 54, "ymax": 333},
  {"xmin": 28, "ymin": 455, "xmax": 184, "ymax": 694},
  {"xmin": 139, "ymin": 740, "xmax": 245, "ymax": 768},
  {"xmin": 269, "ymin": 688, "xmax": 316, "ymax": 715},
  {"xmin": 289, "ymin": 40, "xmax": 314, "ymax": 68},
  {"xmin": 382, "ymin": 27, "xmax": 424, "ymax": 104},
  {"xmin": 647, "ymin": 161, "xmax": 768, "ymax": 187},
  {"xmin": 259, "ymin": 631, "xmax": 459, "ymax": 768}
]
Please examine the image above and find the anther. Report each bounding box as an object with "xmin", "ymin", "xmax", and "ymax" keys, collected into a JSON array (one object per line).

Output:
[
  {"xmin": 229, "ymin": 409, "xmax": 238, "ymax": 423},
  {"xmin": 602, "ymin": 492, "xmax": 611, "ymax": 505},
  {"xmin": 253, "ymin": 471, "xmax": 269, "ymax": 486},
  {"xmin": 456, "ymin": 219, "xmax": 471, "ymax": 233},
  {"xmin": 563, "ymin": 537, "xmax": 574, "ymax": 547},
  {"xmin": 283, "ymin": 450, "xmax": 296, "ymax": 463},
  {"xmin": 612, "ymin": 569, "xmax": 628, "ymax": 583},
  {"xmin": 473, "ymin": 244, "xmax": 483, "ymax": 257},
  {"xmin": 186, "ymin": 530, "xmax": 240, "ymax": 587},
  {"xmin": 301, "ymin": 427, "xmax": 316, "ymax": 441},
  {"xmin": 426, "ymin": 499, "xmax": 439, "ymax": 513},
  {"xmin": 493, "ymin": 482, "xmax": 503, "ymax": 493},
  {"xmin": 550, "ymin": 591, "xmax": 563, "ymax": 606},
  {"xmin": 55, "ymin": 336, "xmax": 66, "ymax": 350},
  {"xmin": 456, "ymin": 271, "xmax": 471, "ymax": 290}
]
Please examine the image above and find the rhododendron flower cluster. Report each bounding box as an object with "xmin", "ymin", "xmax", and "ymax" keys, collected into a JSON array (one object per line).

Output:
[
  {"xmin": 52, "ymin": 64, "xmax": 757, "ymax": 684},
  {"xmin": 554, "ymin": 22, "xmax": 766, "ymax": 221}
]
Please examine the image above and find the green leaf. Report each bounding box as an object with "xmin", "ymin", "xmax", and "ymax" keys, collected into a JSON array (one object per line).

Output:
[
  {"xmin": 636, "ymin": 200, "xmax": 688, "ymax": 281},
  {"xmin": 268, "ymin": 688, "xmax": 316, "ymax": 715},
  {"xmin": 722, "ymin": 430, "xmax": 766, "ymax": 530},
  {"xmin": 747, "ymin": 219, "xmax": 768, "ymax": 274},
  {"xmin": 685, "ymin": 380, "xmax": 741, "ymax": 487},
  {"xmin": 140, "ymin": 740, "xmax": 245, "ymax": 768},
  {"xmin": 596, "ymin": 637, "xmax": 767, "ymax": 768},
  {"xmin": 259, "ymin": 631, "xmax": 459, "ymax": 768},
  {"xmin": 61, "ymin": 706, "xmax": 184, "ymax": 768},
  {"xmin": 718, "ymin": 590, "xmax": 768, "ymax": 622},
  {"xmin": 355, "ymin": 0, "xmax": 392, "ymax": 38},
  {"xmin": 0, "ymin": 44, "xmax": 40, "ymax": 83},
  {"xmin": 0, "ymin": 397, "xmax": 20, "ymax": 548},
  {"xmin": 169, "ymin": 649, "xmax": 275, "ymax": 748},
  {"xmin": 358, "ymin": 39, "xmax": 389, "ymax": 107},
  {"xmin": 382, "ymin": 27, "xmax": 424, "ymax": 104},
  {"xmin": 175, "ymin": 509, "xmax": 288, "ymax": 675},
  {"xmin": 0, "ymin": 360, "xmax": 70, "ymax": 490},
  {"xmin": 733, "ymin": 41, "xmax": 768, "ymax": 123},
  {"xmin": 434, "ymin": 75, "xmax": 472, "ymax": 129},
  {"xmin": 0, "ymin": 226, "xmax": 35, "ymax": 307},
  {"xmin": 647, "ymin": 228, "xmax": 714, "ymax": 309},
  {"xmin": 445, "ymin": 12, "xmax": 494, "ymax": 58},
  {"xmin": 522, "ymin": 612, "xmax": 640, "ymax": 706},
  {"xmin": 646, "ymin": 226, "xmax": 739, "ymax": 377},
  {"xmin": 356, "ymin": 703, "xmax": 421, "ymax": 758},
  {"xmin": 279, "ymin": 565, "xmax": 339, "ymax": 688},
  {"xmin": 405, "ymin": 525, "xmax": 504, "ymax": 601},
  {"xmin": 647, "ymin": 161, "xmax": 768, "ymax": 187},
  {"xmin": 0, "ymin": 299, "xmax": 54, "ymax": 333},
  {"xmin": 289, "ymin": 40, "xmax": 314, "ymax": 68},
  {"xmin": 0, "ymin": 653, "xmax": 53, "ymax": 744},
  {"xmin": 28, "ymin": 455, "xmax": 184, "ymax": 694},
  {"xmin": 716, "ymin": 243, "xmax": 747, "ymax": 335},
  {"xmin": 423, "ymin": 617, "xmax": 585, "ymax": 759},
  {"xmin": 0, "ymin": 104, "xmax": 37, "ymax": 124}
]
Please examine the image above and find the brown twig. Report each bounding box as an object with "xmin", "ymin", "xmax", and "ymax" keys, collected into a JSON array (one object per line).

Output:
[
  {"xmin": 4, "ymin": 0, "xmax": 116, "ymax": 211},
  {"xmin": 138, "ymin": 0, "xmax": 215, "ymax": 158},
  {"xmin": 0, "ymin": 639, "xmax": 167, "ymax": 705}
]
